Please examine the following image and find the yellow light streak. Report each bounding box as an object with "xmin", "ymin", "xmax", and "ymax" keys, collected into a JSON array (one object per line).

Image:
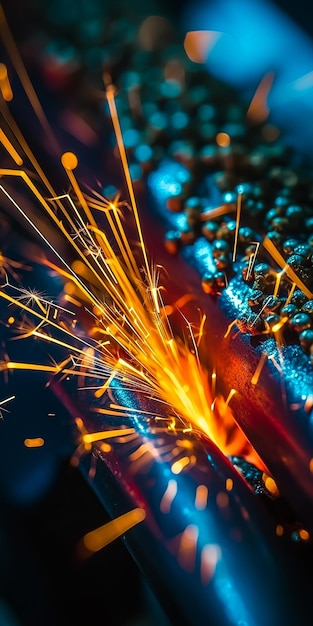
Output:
[
  {"xmin": 251, "ymin": 352, "xmax": 267, "ymax": 385},
  {"xmin": 0, "ymin": 62, "xmax": 13, "ymax": 101},
  {"xmin": 82, "ymin": 428, "xmax": 135, "ymax": 444},
  {"xmin": 81, "ymin": 507, "xmax": 146, "ymax": 554},
  {"xmin": 263, "ymin": 237, "xmax": 313, "ymax": 299},
  {"xmin": 232, "ymin": 192, "xmax": 242, "ymax": 262},
  {"xmin": 0, "ymin": 127, "xmax": 22, "ymax": 164}
]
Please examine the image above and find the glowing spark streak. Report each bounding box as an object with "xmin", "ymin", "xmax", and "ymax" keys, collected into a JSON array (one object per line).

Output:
[
  {"xmin": 24, "ymin": 437, "xmax": 44, "ymax": 447},
  {"xmin": 285, "ymin": 282, "xmax": 296, "ymax": 306},
  {"xmin": 224, "ymin": 319, "xmax": 239, "ymax": 338},
  {"xmin": 225, "ymin": 389, "xmax": 236, "ymax": 408},
  {"xmin": 0, "ymin": 128, "xmax": 22, "ymax": 164},
  {"xmin": 1, "ymin": 361, "xmax": 103, "ymax": 379},
  {"xmin": 232, "ymin": 192, "xmax": 242, "ymax": 263},
  {"xmin": 178, "ymin": 525, "xmax": 199, "ymax": 572},
  {"xmin": 196, "ymin": 314, "xmax": 206, "ymax": 347},
  {"xmin": 0, "ymin": 395, "xmax": 15, "ymax": 406},
  {"xmin": 246, "ymin": 242, "xmax": 260, "ymax": 281},
  {"xmin": 160, "ymin": 480, "xmax": 178, "ymax": 513},
  {"xmin": 195, "ymin": 485, "xmax": 208, "ymax": 510},
  {"xmin": 200, "ymin": 203, "xmax": 236, "ymax": 222},
  {"xmin": 82, "ymin": 428, "xmax": 135, "ymax": 444},
  {"xmin": 211, "ymin": 370, "xmax": 217, "ymax": 403},
  {"xmin": 273, "ymin": 268, "xmax": 287, "ymax": 298},
  {"xmin": 251, "ymin": 352, "xmax": 267, "ymax": 385},
  {"xmin": 0, "ymin": 6, "xmax": 59, "ymax": 152},
  {"xmin": 0, "ymin": 182, "xmax": 107, "ymax": 311},
  {"xmin": 0, "ymin": 288, "xmax": 99, "ymax": 357},
  {"xmin": 263, "ymin": 237, "xmax": 313, "ymax": 299},
  {"xmin": 0, "ymin": 63, "xmax": 13, "ymax": 101},
  {"xmin": 61, "ymin": 152, "xmax": 96, "ymax": 228},
  {"xmin": 106, "ymin": 83, "xmax": 153, "ymax": 290},
  {"xmin": 94, "ymin": 369, "xmax": 118, "ymax": 399},
  {"xmin": 88, "ymin": 197, "xmax": 142, "ymax": 284},
  {"xmin": 82, "ymin": 508, "xmax": 146, "ymax": 554}
]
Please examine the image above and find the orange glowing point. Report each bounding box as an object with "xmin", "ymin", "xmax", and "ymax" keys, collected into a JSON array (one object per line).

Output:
[
  {"xmin": 263, "ymin": 474, "xmax": 279, "ymax": 497},
  {"xmin": 276, "ymin": 524, "xmax": 284, "ymax": 537},
  {"xmin": 251, "ymin": 352, "xmax": 268, "ymax": 385},
  {"xmin": 82, "ymin": 428, "xmax": 135, "ymax": 444},
  {"xmin": 195, "ymin": 485, "xmax": 208, "ymax": 511},
  {"xmin": 309, "ymin": 459, "xmax": 313, "ymax": 474},
  {"xmin": 7, "ymin": 316, "xmax": 14, "ymax": 325},
  {"xmin": 24, "ymin": 437, "xmax": 45, "ymax": 448},
  {"xmin": 201, "ymin": 544, "xmax": 221, "ymax": 585},
  {"xmin": 226, "ymin": 478, "xmax": 233, "ymax": 492},
  {"xmin": 61, "ymin": 152, "xmax": 96, "ymax": 228},
  {"xmin": 216, "ymin": 132, "xmax": 231, "ymax": 148},
  {"xmin": 61, "ymin": 151, "xmax": 78, "ymax": 171},
  {"xmin": 178, "ymin": 524, "xmax": 199, "ymax": 572},
  {"xmin": 160, "ymin": 479, "xmax": 178, "ymax": 514},
  {"xmin": 299, "ymin": 529, "xmax": 310, "ymax": 541},
  {"xmin": 81, "ymin": 508, "xmax": 146, "ymax": 555},
  {"xmin": 216, "ymin": 492, "xmax": 229, "ymax": 509},
  {"xmin": 171, "ymin": 456, "xmax": 190, "ymax": 475}
]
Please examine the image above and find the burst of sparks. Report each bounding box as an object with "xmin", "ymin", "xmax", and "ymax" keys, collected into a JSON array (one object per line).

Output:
[{"xmin": 0, "ymin": 43, "xmax": 264, "ymax": 469}]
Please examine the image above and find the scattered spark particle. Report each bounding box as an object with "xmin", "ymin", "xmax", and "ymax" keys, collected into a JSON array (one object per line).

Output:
[
  {"xmin": 263, "ymin": 474, "xmax": 279, "ymax": 497},
  {"xmin": 160, "ymin": 479, "xmax": 178, "ymax": 513},
  {"xmin": 82, "ymin": 428, "xmax": 135, "ymax": 444},
  {"xmin": 195, "ymin": 485, "xmax": 208, "ymax": 511},
  {"xmin": 276, "ymin": 525, "xmax": 284, "ymax": 537},
  {"xmin": 216, "ymin": 132, "xmax": 230, "ymax": 147},
  {"xmin": 80, "ymin": 508, "xmax": 146, "ymax": 556},
  {"xmin": 171, "ymin": 456, "xmax": 190, "ymax": 475},
  {"xmin": 226, "ymin": 478, "xmax": 233, "ymax": 491},
  {"xmin": 24, "ymin": 437, "xmax": 45, "ymax": 448},
  {"xmin": 178, "ymin": 524, "xmax": 199, "ymax": 572},
  {"xmin": 251, "ymin": 352, "xmax": 267, "ymax": 385},
  {"xmin": 299, "ymin": 529, "xmax": 310, "ymax": 541}
]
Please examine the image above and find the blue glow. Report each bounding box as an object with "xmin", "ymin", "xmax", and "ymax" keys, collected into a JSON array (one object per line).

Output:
[
  {"xmin": 171, "ymin": 111, "xmax": 189, "ymax": 129},
  {"xmin": 135, "ymin": 144, "xmax": 153, "ymax": 162},
  {"xmin": 123, "ymin": 128, "xmax": 141, "ymax": 148},
  {"xmin": 183, "ymin": 0, "xmax": 313, "ymax": 153}
]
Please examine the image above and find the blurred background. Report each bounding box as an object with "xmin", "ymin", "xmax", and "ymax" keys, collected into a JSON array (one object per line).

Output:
[{"xmin": 0, "ymin": 0, "xmax": 313, "ymax": 624}]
